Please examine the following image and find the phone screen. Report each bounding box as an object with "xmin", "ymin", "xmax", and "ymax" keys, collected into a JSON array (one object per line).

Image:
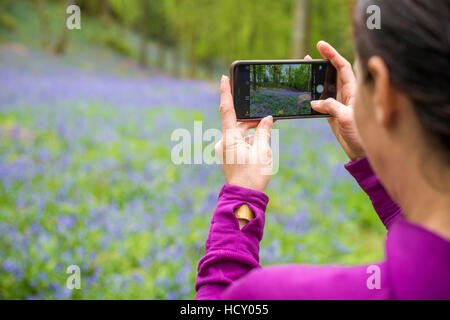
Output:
[{"xmin": 232, "ymin": 61, "xmax": 337, "ymax": 120}]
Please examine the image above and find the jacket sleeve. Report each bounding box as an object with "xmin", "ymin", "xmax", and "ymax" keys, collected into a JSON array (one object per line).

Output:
[
  {"xmin": 195, "ymin": 184, "xmax": 269, "ymax": 300},
  {"xmin": 344, "ymin": 157, "xmax": 402, "ymax": 229}
]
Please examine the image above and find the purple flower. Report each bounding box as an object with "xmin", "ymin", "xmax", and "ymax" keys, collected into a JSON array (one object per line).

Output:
[
  {"xmin": 55, "ymin": 288, "xmax": 72, "ymax": 299},
  {"xmin": 132, "ymin": 273, "xmax": 143, "ymax": 285},
  {"xmin": 57, "ymin": 215, "xmax": 76, "ymax": 233},
  {"xmin": 166, "ymin": 291, "xmax": 177, "ymax": 300},
  {"xmin": 2, "ymin": 259, "xmax": 24, "ymax": 280},
  {"xmin": 49, "ymin": 282, "xmax": 60, "ymax": 291}
]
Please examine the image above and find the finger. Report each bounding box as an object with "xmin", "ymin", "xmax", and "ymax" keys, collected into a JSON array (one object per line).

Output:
[
  {"xmin": 310, "ymin": 98, "xmax": 346, "ymax": 118},
  {"xmin": 237, "ymin": 121, "xmax": 258, "ymax": 136},
  {"xmin": 304, "ymin": 55, "xmax": 312, "ymax": 60},
  {"xmin": 254, "ymin": 115, "xmax": 273, "ymax": 145},
  {"xmin": 219, "ymin": 75, "xmax": 237, "ymax": 131},
  {"xmin": 317, "ymin": 41, "xmax": 355, "ymax": 85}
]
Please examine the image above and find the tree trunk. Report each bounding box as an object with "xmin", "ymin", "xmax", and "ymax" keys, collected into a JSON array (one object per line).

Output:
[
  {"xmin": 157, "ymin": 43, "xmax": 167, "ymax": 69},
  {"xmin": 290, "ymin": 0, "xmax": 310, "ymax": 58},
  {"xmin": 188, "ymin": 42, "xmax": 198, "ymax": 78},
  {"xmin": 171, "ymin": 48, "xmax": 181, "ymax": 77},
  {"xmin": 138, "ymin": 32, "xmax": 148, "ymax": 68},
  {"xmin": 53, "ymin": 0, "xmax": 75, "ymax": 55},
  {"xmin": 289, "ymin": 66, "xmax": 292, "ymax": 85},
  {"xmin": 36, "ymin": 0, "xmax": 50, "ymax": 49},
  {"xmin": 253, "ymin": 66, "xmax": 257, "ymax": 90},
  {"xmin": 100, "ymin": 0, "xmax": 111, "ymax": 23},
  {"xmin": 138, "ymin": 0, "xmax": 151, "ymax": 68},
  {"xmin": 189, "ymin": 58, "xmax": 198, "ymax": 78}
]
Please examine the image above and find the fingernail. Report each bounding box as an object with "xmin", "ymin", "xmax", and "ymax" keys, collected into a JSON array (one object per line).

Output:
[
  {"xmin": 221, "ymin": 75, "xmax": 227, "ymax": 81},
  {"xmin": 311, "ymin": 100, "xmax": 320, "ymax": 107}
]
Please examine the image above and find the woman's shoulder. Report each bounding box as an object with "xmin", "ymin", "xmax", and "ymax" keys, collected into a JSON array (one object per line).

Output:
[
  {"xmin": 221, "ymin": 262, "xmax": 392, "ymax": 300},
  {"xmin": 386, "ymin": 217, "xmax": 450, "ymax": 299}
]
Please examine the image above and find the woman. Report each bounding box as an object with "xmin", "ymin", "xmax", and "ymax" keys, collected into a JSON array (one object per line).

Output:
[{"xmin": 195, "ymin": 0, "xmax": 449, "ymax": 299}]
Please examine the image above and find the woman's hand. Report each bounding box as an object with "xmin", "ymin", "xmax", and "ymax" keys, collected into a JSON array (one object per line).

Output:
[
  {"xmin": 309, "ymin": 41, "xmax": 366, "ymax": 161},
  {"xmin": 215, "ymin": 75, "xmax": 274, "ymax": 192}
]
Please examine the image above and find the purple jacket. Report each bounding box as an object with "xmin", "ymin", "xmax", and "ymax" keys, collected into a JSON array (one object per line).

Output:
[{"xmin": 195, "ymin": 157, "xmax": 450, "ymax": 299}]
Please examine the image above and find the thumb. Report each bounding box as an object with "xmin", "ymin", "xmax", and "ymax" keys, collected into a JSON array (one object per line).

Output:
[
  {"xmin": 254, "ymin": 116, "xmax": 273, "ymax": 144},
  {"xmin": 311, "ymin": 98, "xmax": 346, "ymax": 117}
]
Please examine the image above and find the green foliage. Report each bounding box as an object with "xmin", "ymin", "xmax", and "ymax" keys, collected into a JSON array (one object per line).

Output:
[
  {"xmin": 290, "ymin": 64, "xmax": 311, "ymax": 91},
  {"xmin": 251, "ymin": 64, "xmax": 311, "ymax": 92},
  {"xmin": 310, "ymin": 0, "xmax": 355, "ymax": 60},
  {"xmin": 163, "ymin": 0, "xmax": 355, "ymax": 73},
  {"xmin": 268, "ymin": 65, "xmax": 283, "ymax": 85},
  {"xmin": 3, "ymin": 0, "xmax": 356, "ymax": 76},
  {"xmin": 0, "ymin": 12, "xmax": 16, "ymax": 31},
  {"xmin": 108, "ymin": 0, "xmax": 141, "ymax": 26},
  {"xmin": 102, "ymin": 35, "xmax": 133, "ymax": 57}
]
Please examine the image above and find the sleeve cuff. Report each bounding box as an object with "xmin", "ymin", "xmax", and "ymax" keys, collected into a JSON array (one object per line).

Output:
[
  {"xmin": 344, "ymin": 157, "xmax": 402, "ymax": 229},
  {"xmin": 344, "ymin": 156, "xmax": 381, "ymax": 197},
  {"xmin": 344, "ymin": 157, "xmax": 375, "ymax": 182},
  {"xmin": 219, "ymin": 184, "xmax": 269, "ymax": 208},
  {"xmin": 204, "ymin": 184, "xmax": 269, "ymax": 260}
]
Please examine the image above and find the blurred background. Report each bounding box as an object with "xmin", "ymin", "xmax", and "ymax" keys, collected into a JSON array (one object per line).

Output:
[{"xmin": 0, "ymin": 0, "xmax": 385, "ymax": 299}]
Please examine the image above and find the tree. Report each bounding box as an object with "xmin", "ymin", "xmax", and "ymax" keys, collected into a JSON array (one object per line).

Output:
[
  {"xmin": 166, "ymin": 0, "xmax": 215, "ymax": 77},
  {"xmin": 252, "ymin": 66, "xmax": 257, "ymax": 90},
  {"xmin": 36, "ymin": 0, "xmax": 50, "ymax": 49},
  {"xmin": 147, "ymin": 1, "xmax": 174, "ymax": 70},
  {"xmin": 100, "ymin": 0, "xmax": 111, "ymax": 23},
  {"xmin": 268, "ymin": 65, "xmax": 282, "ymax": 86},
  {"xmin": 290, "ymin": 64, "xmax": 310, "ymax": 91},
  {"xmin": 138, "ymin": 0, "xmax": 150, "ymax": 67},
  {"xmin": 53, "ymin": 0, "xmax": 76, "ymax": 55},
  {"xmin": 290, "ymin": 0, "xmax": 310, "ymax": 58},
  {"xmin": 256, "ymin": 65, "xmax": 267, "ymax": 85}
]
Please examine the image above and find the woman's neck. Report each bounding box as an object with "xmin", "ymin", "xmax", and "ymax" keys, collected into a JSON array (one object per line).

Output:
[
  {"xmin": 405, "ymin": 197, "xmax": 450, "ymax": 241},
  {"xmin": 395, "ymin": 159, "xmax": 450, "ymax": 240}
]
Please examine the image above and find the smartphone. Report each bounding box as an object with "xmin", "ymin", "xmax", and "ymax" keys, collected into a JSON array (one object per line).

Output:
[{"xmin": 230, "ymin": 60, "xmax": 337, "ymax": 120}]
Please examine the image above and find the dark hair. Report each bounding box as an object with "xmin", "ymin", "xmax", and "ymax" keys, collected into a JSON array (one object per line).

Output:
[{"xmin": 353, "ymin": 0, "xmax": 450, "ymax": 161}]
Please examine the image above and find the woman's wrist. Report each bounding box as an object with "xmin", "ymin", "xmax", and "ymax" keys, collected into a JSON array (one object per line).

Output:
[
  {"xmin": 350, "ymin": 155, "xmax": 365, "ymax": 162},
  {"xmin": 227, "ymin": 180, "xmax": 267, "ymax": 193},
  {"xmin": 206, "ymin": 184, "xmax": 268, "ymax": 252},
  {"xmin": 348, "ymin": 149, "xmax": 366, "ymax": 162},
  {"xmin": 218, "ymin": 184, "xmax": 269, "ymax": 232}
]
